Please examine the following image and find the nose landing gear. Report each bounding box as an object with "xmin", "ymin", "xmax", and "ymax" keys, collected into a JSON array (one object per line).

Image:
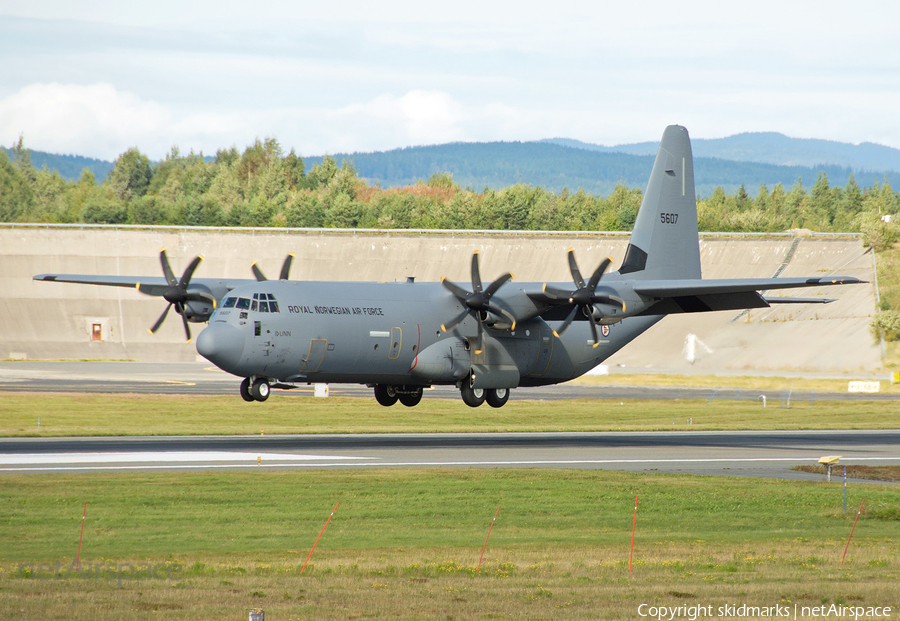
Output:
[{"xmin": 240, "ymin": 377, "xmax": 270, "ymax": 402}]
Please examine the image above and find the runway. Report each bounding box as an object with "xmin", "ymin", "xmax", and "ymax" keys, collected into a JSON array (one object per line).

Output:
[
  {"xmin": 3, "ymin": 362, "xmax": 898, "ymax": 481},
  {"xmin": 2, "ymin": 431, "xmax": 899, "ymax": 482},
  {"xmin": 0, "ymin": 361, "xmax": 896, "ymax": 402}
]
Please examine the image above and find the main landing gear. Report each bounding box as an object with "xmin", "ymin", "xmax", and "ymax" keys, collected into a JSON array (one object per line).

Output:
[
  {"xmin": 240, "ymin": 377, "xmax": 270, "ymax": 402},
  {"xmin": 460, "ymin": 383, "xmax": 510, "ymax": 408},
  {"xmin": 373, "ymin": 384, "xmax": 424, "ymax": 407}
]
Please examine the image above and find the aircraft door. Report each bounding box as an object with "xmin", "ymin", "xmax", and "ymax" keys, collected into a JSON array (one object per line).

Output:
[
  {"xmin": 528, "ymin": 329, "xmax": 554, "ymax": 376},
  {"xmin": 300, "ymin": 338, "xmax": 328, "ymax": 372},
  {"xmin": 389, "ymin": 327, "xmax": 402, "ymax": 360}
]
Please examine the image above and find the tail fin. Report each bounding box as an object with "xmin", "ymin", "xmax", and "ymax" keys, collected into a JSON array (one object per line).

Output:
[{"xmin": 618, "ymin": 125, "xmax": 701, "ymax": 280}]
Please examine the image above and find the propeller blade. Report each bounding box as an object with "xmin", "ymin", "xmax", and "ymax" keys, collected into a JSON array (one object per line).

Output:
[
  {"xmin": 542, "ymin": 284, "xmax": 573, "ymax": 302},
  {"xmin": 150, "ymin": 303, "xmax": 172, "ymax": 334},
  {"xmin": 475, "ymin": 320, "xmax": 484, "ymax": 355},
  {"xmin": 483, "ymin": 272, "xmax": 513, "ymax": 298},
  {"xmin": 279, "ymin": 254, "xmax": 295, "ymax": 280},
  {"xmin": 252, "ymin": 262, "xmax": 267, "ymax": 282},
  {"xmin": 587, "ymin": 257, "xmax": 612, "ymax": 291},
  {"xmin": 441, "ymin": 277, "xmax": 470, "ymax": 301},
  {"xmin": 181, "ymin": 313, "xmax": 192, "ymax": 342},
  {"xmin": 178, "ymin": 256, "xmax": 203, "ymax": 289},
  {"xmin": 185, "ymin": 291, "xmax": 218, "ymax": 308},
  {"xmin": 591, "ymin": 285, "xmax": 627, "ymax": 310},
  {"xmin": 471, "ymin": 252, "xmax": 483, "ymax": 293},
  {"xmin": 567, "ymin": 249, "xmax": 585, "ymax": 289},
  {"xmin": 554, "ymin": 306, "xmax": 579, "ymax": 338},
  {"xmin": 160, "ymin": 248, "xmax": 177, "ymax": 286},
  {"xmin": 587, "ymin": 310, "xmax": 600, "ymax": 348},
  {"xmin": 441, "ymin": 308, "xmax": 470, "ymax": 333}
]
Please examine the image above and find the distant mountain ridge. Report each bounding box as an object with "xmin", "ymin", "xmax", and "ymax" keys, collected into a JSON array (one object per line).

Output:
[
  {"xmin": 307, "ymin": 141, "xmax": 899, "ymax": 197},
  {"xmin": 6, "ymin": 131, "xmax": 900, "ymax": 197},
  {"xmin": 542, "ymin": 132, "xmax": 900, "ymax": 173}
]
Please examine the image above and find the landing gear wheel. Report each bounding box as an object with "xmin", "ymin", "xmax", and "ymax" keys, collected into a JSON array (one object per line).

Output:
[
  {"xmin": 240, "ymin": 378, "xmax": 254, "ymax": 402},
  {"xmin": 250, "ymin": 378, "xmax": 270, "ymax": 402},
  {"xmin": 374, "ymin": 384, "xmax": 399, "ymax": 406},
  {"xmin": 486, "ymin": 388, "xmax": 510, "ymax": 408},
  {"xmin": 460, "ymin": 383, "xmax": 486, "ymax": 408},
  {"xmin": 398, "ymin": 388, "xmax": 423, "ymax": 407}
]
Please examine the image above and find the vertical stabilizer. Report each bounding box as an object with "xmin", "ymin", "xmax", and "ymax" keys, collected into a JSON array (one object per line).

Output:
[{"xmin": 618, "ymin": 125, "xmax": 701, "ymax": 280}]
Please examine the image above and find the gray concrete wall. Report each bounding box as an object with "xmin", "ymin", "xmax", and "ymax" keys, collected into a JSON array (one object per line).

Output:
[{"xmin": 0, "ymin": 228, "xmax": 880, "ymax": 372}]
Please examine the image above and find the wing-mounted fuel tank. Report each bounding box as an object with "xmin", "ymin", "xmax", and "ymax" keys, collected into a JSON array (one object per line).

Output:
[{"xmin": 409, "ymin": 337, "xmax": 470, "ymax": 383}]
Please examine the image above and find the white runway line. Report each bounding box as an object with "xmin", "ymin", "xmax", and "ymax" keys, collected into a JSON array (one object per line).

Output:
[
  {"xmin": 1, "ymin": 455, "xmax": 898, "ymax": 473},
  {"xmin": 0, "ymin": 452, "xmax": 371, "ymax": 465}
]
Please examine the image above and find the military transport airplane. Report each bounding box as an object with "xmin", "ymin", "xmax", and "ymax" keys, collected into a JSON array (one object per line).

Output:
[{"xmin": 34, "ymin": 126, "xmax": 863, "ymax": 408}]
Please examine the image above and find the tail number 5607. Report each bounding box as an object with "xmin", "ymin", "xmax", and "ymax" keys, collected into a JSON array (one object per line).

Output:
[{"xmin": 660, "ymin": 212, "xmax": 678, "ymax": 224}]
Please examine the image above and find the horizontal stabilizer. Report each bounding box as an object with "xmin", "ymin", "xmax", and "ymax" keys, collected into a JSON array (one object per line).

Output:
[
  {"xmin": 763, "ymin": 296, "xmax": 834, "ymax": 304},
  {"xmin": 632, "ymin": 276, "xmax": 863, "ymax": 298}
]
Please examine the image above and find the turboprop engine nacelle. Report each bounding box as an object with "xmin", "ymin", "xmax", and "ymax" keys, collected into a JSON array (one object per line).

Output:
[{"xmin": 409, "ymin": 337, "xmax": 470, "ymax": 382}]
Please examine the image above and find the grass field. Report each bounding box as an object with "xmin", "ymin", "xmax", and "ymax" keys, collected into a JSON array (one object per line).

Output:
[
  {"xmin": 1, "ymin": 468, "xmax": 898, "ymax": 620},
  {"xmin": 3, "ymin": 392, "xmax": 900, "ymax": 437}
]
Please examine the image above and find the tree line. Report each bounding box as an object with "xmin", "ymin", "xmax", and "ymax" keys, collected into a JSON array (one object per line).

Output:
[{"xmin": 2, "ymin": 137, "xmax": 899, "ymax": 246}]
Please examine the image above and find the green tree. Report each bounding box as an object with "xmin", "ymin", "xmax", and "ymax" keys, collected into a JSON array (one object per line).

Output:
[
  {"xmin": 107, "ymin": 148, "xmax": 153, "ymax": 202},
  {"xmin": 0, "ymin": 150, "xmax": 33, "ymax": 221}
]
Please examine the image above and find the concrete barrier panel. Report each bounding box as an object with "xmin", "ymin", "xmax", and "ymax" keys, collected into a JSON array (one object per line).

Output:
[{"xmin": 1, "ymin": 228, "xmax": 879, "ymax": 371}]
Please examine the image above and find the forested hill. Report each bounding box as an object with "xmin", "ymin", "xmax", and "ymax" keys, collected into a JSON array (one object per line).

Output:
[
  {"xmin": 304, "ymin": 142, "xmax": 899, "ymax": 197},
  {"xmin": 7, "ymin": 134, "xmax": 900, "ymax": 197},
  {"xmin": 0, "ymin": 147, "xmax": 113, "ymax": 182}
]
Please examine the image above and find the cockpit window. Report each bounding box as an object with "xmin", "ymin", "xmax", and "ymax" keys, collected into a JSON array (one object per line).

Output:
[
  {"xmin": 222, "ymin": 297, "xmax": 237, "ymax": 308},
  {"xmin": 251, "ymin": 300, "xmax": 258, "ymax": 312},
  {"xmin": 259, "ymin": 301, "xmax": 269, "ymax": 312},
  {"xmin": 269, "ymin": 300, "xmax": 279, "ymax": 313},
  {"xmin": 235, "ymin": 298, "xmax": 251, "ymax": 310}
]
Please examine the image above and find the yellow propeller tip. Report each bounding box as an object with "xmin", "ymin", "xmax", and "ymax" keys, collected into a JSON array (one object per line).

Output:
[
  {"xmin": 198, "ymin": 255, "xmax": 204, "ymax": 261},
  {"xmin": 441, "ymin": 325, "xmax": 448, "ymax": 332},
  {"xmin": 552, "ymin": 331, "xmax": 559, "ymax": 338},
  {"xmin": 135, "ymin": 282, "xmax": 141, "ymax": 289},
  {"xmin": 160, "ymin": 246, "xmax": 167, "ymax": 252},
  {"xmin": 568, "ymin": 247, "xmax": 575, "ymax": 252},
  {"xmin": 289, "ymin": 253, "xmax": 296, "ymax": 257},
  {"xmin": 474, "ymin": 350, "xmax": 483, "ymax": 355},
  {"xmin": 592, "ymin": 342, "xmax": 600, "ymax": 349}
]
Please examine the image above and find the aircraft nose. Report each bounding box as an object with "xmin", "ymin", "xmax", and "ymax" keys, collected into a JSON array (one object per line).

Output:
[{"xmin": 196, "ymin": 323, "xmax": 245, "ymax": 373}]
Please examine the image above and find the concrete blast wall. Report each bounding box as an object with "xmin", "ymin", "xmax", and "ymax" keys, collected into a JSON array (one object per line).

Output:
[{"xmin": 0, "ymin": 228, "xmax": 880, "ymax": 372}]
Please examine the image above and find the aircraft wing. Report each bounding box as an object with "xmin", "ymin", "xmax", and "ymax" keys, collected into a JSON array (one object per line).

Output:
[
  {"xmin": 630, "ymin": 276, "xmax": 863, "ymax": 315},
  {"xmin": 32, "ymin": 274, "xmax": 256, "ymax": 298}
]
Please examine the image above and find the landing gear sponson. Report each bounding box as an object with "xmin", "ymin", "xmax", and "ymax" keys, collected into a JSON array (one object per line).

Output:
[{"xmin": 371, "ymin": 382, "xmax": 510, "ymax": 408}]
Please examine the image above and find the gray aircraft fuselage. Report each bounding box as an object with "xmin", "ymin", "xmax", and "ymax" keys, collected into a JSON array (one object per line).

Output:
[{"xmin": 198, "ymin": 279, "xmax": 660, "ymax": 388}]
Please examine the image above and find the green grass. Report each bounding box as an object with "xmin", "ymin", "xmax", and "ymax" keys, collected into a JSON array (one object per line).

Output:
[
  {"xmin": 4, "ymin": 392, "xmax": 900, "ymax": 436},
  {"xmin": 1, "ymin": 469, "xmax": 898, "ymax": 619}
]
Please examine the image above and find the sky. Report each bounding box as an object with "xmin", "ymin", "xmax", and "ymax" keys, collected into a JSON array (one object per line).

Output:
[{"xmin": 2, "ymin": 0, "xmax": 899, "ymax": 161}]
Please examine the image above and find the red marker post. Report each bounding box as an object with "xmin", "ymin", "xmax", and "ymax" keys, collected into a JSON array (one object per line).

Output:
[
  {"xmin": 841, "ymin": 499, "xmax": 865, "ymax": 567},
  {"xmin": 478, "ymin": 504, "xmax": 501, "ymax": 570},
  {"xmin": 629, "ymin": 495, "xmax": 638, "ymax": 574},
  {"xmin": 301, "ymin": 502, "xmax": 339, "ymax": 574},
  {"xmin": 77, "ymin": 502, "xmax": 87, "ymax": 571}
]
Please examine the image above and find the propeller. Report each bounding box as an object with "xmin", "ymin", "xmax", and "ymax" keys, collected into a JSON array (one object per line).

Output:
[
  {"xmin": 141, "ymin": 248, "xmax": 216, "ymax": 342},
  {"xmin": 542, "ymin": 249, "xmax": 625, "ymax": 347},
  {"xmin": 441, "ymin": 251, "xmax": 516, "ymax": 354},
  {"xmin": 252, "ymin": 254, "xmax": 295, "ymax": 282}
]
